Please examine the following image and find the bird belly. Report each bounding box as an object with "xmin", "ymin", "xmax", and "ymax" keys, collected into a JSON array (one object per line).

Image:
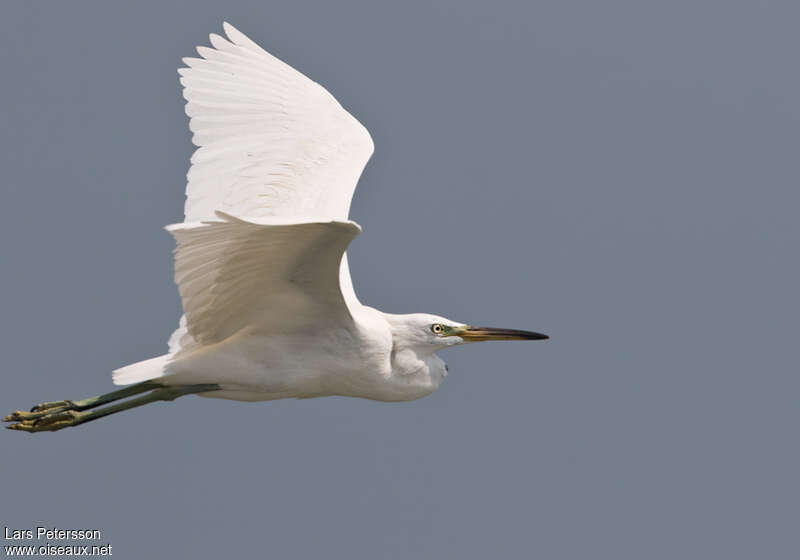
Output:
[{"xmin": 159, "ymin": 329, "xmax": 395, "ymax": 402}]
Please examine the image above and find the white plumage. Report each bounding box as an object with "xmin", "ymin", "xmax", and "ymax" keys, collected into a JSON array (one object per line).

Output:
[
  {"xmin": 165, "ymin": 22, "xmax": 372, "ymax": 359},
  {"xmin": 105, "ymin": 22, "xmax": 549, "ymax": 406},
  {"xmin": 180, "ymin": 22, "xmax": 373, "ymax": 223},
  {"xmin": 5, "ymin": 22, "xmax": 547, "ymax": 432},
  {"xmin": 3, "ymin": 24, "xmax": 549, "ymax": 439},
  {"xmin": 111, "ymin": 23, "xmax": 442, "ymax": 401}
]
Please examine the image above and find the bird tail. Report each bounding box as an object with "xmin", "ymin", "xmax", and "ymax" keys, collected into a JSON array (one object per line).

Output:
[{"xmin": 112, "ymin": 355, "xmax": 170, "ymax": 386}]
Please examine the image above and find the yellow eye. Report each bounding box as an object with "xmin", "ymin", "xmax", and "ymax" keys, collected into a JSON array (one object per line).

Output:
[{"xmin": 431, "ymin": 324, "xmax": 445, "ymax": 334}]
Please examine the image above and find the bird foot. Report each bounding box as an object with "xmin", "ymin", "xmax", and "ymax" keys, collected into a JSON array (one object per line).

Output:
[
  {"xmin": 5, "ymin": 383, "xmax": 219, "ymax": 434},
  {"xmin": 5, "ymin": 409, "xmax": 82, "ymax": 433},
  {"xmin": 4, "ymin": 400, "xmax": 78, "ymax": 423}
]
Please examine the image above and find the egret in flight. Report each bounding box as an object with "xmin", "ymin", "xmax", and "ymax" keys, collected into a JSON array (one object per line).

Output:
[{"xmin": 5, "ymin": 23, "xmax": 547, "ymax": 433}]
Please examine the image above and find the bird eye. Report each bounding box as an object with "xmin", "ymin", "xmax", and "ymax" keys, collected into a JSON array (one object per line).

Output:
[{"xmin": 431, "ymin": 324, "xmax": 445, "ymax": 334}]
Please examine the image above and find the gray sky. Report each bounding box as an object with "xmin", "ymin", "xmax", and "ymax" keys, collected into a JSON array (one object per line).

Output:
[{"xmin": 2, "ymin": 1, "xmax": 798, "ymax": 558}]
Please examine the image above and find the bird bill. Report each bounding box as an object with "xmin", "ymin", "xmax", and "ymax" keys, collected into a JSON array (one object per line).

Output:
[{"xmin": 454, "ymin": 326, "xmax": 549, "ymax": 341}]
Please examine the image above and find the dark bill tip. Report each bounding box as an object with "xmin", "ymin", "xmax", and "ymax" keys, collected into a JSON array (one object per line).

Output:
[{"xmin": 460, "ymin": 326, "xmax": 549, "ymax": 341}]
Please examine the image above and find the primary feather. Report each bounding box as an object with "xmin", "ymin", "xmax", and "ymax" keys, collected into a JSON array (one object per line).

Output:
[{"xmin": 180, "ymin": 22, "xmax": 374, "ymax": 222}]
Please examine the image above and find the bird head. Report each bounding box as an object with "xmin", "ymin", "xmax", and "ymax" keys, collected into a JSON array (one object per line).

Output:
[{"xmin": 385, "ymin": 313, "xmax": 548, "ymax": 355}]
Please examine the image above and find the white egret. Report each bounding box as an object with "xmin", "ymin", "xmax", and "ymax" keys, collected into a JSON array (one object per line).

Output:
[{"xmin": 5, "ymin": 23, "xmax": 547, "ymax": 433}]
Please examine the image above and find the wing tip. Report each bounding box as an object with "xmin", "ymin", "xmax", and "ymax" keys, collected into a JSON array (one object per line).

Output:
[
  {"xmin": 209, "ymin": 32, "xmax": 229, "ymax": 50},
  {"xmin": 223, "ymin": 21, "xmax": 241, "ymax": 43}
]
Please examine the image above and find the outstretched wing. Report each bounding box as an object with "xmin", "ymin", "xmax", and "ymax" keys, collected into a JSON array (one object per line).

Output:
[
  {"xmin": 169, "ymin": 23, "xmax": 373, "ymax": 353},
  {"xmin": 168, "ymin": 213, "xmax": 361, "ymax": 346},
  {"xmin": 179, "ymin": 22, "xmax": 374, "ymax": 221}
]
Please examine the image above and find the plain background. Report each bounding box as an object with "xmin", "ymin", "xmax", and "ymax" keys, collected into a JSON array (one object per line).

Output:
[{"xmin": 1, "ymin": 1, "xmax": 798, "ymax": 558}]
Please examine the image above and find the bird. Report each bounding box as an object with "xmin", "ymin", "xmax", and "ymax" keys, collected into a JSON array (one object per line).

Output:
[{"xmin": 5, "ymin": 22, "xmax": 547, "ymax": 433}]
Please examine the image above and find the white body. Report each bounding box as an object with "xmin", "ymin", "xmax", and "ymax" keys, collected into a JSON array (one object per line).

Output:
[
  {"xmin": 128, "ymin": 308, "xmax": 450, "ymax": 402},
  {"xmin": 112, "ymin": 24, "xmax": 458, "ymax": 403}
]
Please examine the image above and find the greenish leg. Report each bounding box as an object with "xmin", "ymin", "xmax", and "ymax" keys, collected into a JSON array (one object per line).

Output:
[
  {"xmin": 3, "ymin": 381, "xmax": 162, "ymax": 422},
  {"xmin": 4, "ymin": 384, "xmax": 220, "ymax": 433}
]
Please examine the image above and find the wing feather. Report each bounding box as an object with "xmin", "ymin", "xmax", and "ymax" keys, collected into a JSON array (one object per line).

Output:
[
  {"xmin": 168, "ymin": 213, "xmax": 361, "ymax": 347},
  {"xmin": 168, "ymin": 23, "xmax": 372, "ymax": 353},
  {"xmin": 180, "ymin": 22, "xmax": 374, "ymax": 222}
]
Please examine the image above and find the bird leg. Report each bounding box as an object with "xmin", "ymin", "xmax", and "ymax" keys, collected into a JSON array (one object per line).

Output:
[
  {"xmin": 4, "ymin": 381, "xmax": 162, "ymax": 423},
  {"xmin": 4, "ymin": 383, "xmax": 219, "ymax": 433}
]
